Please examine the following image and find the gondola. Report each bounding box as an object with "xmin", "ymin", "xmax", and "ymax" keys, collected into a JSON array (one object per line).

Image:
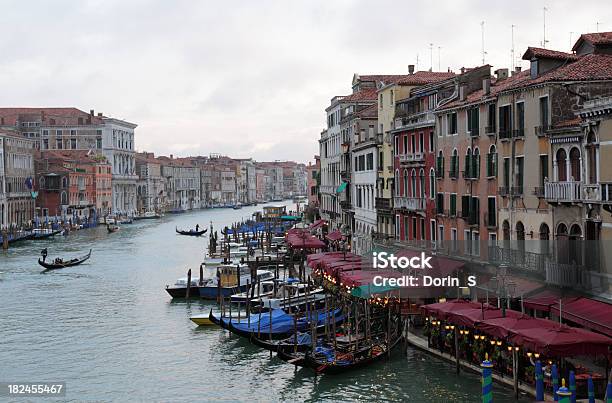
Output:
[
  {"xmin": 251, "ymin": 331, "xmax": 314, "ymax": 353},
  {"xmin": 38, "ymin": 249, "xmax": 92, "ymax": 271},
  {"xmin": 277, "ymin": 335, "xmax": 402, "ymax": 374},
  {"xmin": 175, "ymin": 227, "xmax": 207, "ymax": 236}
]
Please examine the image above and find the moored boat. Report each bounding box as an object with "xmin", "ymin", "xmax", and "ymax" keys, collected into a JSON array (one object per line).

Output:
[
  {"xmin": 31, "ymin": 228, "xmax": 62, "ymax": 240},
  {"xmin": 133, "ymin": 211, "xmax": 163, "ymax": 220}
]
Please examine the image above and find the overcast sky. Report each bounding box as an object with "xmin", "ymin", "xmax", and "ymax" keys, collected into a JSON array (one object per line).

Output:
[{"xmin": 0, "ymin": 0, "xmax": 610, "ymax": 163}]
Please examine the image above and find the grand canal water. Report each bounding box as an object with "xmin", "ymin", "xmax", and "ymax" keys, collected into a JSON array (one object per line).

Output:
[{"xmin": 0, "ymin": 202, "xmax": 527, "ymax": 402}]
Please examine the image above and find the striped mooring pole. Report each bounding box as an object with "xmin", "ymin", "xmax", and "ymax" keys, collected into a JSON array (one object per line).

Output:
[
  {"xmin": 535, "ymin": 361, "xmax": 544, "ymax": 401},
  {"xmin": 557, "ymin": 379, "xmax": 571, "ymax": 403},
  {"xmin": 552, "ymin": 364, "xmax": 559, "ymax": 401},
  {"xmin": 587, "ymin": 376, "xmax": 594, "ymax": 403},
  {"xmin": 569, "ymin": 371, "xmax": 576, "ymax": 403},
  {"xmin": 481, "ymin": 353, "xmax": 493, "ymax": 403}
]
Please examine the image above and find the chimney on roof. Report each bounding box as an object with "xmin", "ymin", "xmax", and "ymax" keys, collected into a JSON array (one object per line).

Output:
[
  {"xmin": 90, "ymin": 109, "xmax": 94, "ymax": 116},
  {"xmin": 170, "ymin": 154, "xmax": 173, "ymax": 159},
  {"xmin": 495, "ymin": 68, "xmax": 509, "ymax": 81},
  {"xmin": 460, "ymin": 67, "xmax": 466, "ymax": 74},
  {"xmin": 408, "ymin": 64, "xmax": 415, "ymax": 74},
  {"xmin": 459, "ymin": 84, "xmax": 467, "ymax": 101},
  {"xmin": 483, "ymin": 78, "xmax": 491, "ymax": 95},
  {"xmin": 97, "ymin": 112, "xmax": 102, "ymax": 117}
]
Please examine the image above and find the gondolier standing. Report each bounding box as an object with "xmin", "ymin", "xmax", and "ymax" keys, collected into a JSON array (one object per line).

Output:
[
  {"xmin": 41, "ymin": 248, "xmax": 48, "ymax": 262},
  {"xmin": 196, "ymin": 224, "xmax": 199, "ymax": 232}
]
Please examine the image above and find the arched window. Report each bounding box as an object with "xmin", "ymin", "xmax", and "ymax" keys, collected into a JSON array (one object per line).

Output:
[
  {"xmin": 411, "ymin": 169, "xmax": 417, "ymax": 198},
  {"xmin": 473, "ymin": 147, "xmax": 480, "ymax": 178},
  {"xmin": 502, "ymin": 220, "xmax": 510, "ymax": 240},
  {"xmin": 557, "ymin": 223, "xmax": 568, "ymax": 238},
  {"xmin": 62, "ymin": 177, "xmax": 68, "ymax": 188},
  {"xmin": 394, "ymin": 169, "xmax": 399, "ymax": 196},
  {"xmin": 569, "ymin": 224, "xmax": 582, "ymax": 265},
  {"xmin": 429, "ymin": 168, "xmax": 435, "ymax": 199},
  {"xmin": 465, "ymin": 147, "xmax": 472, "ymax": 178},
  {"xmin": 419, "ymin": 168, "xmax": 425, "ymax": 198},
  {"xmin": 586, "ymin": 131, "xmax": 598, "ymax": 183},
  {"xmin": 516, "ymin": 221, "xmax": 525, "ymax": 240},
  {"xmin": 557, "ymin": 149, "xmax": 567, "ymax": 181},
  {"xmin": 539, "ymin": 223, "xmax": 550, "ymax": 240},
  {"xmin": 569, "ymin": 147, "xmax": 581, "ymax": 181},
  {"xmin": 403, "ymin": 169, "xmax": 408, "ymax": 197},
  {"xmin": 540, "ymin": 222, "xmax": 550, "ymax": 255},
  {"xmin": 60, "ymin": 191, "xmax": 68, "ymax": 205}
]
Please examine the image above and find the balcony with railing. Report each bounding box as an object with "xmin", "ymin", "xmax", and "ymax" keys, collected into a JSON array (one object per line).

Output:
[
  {"xmin": 544, "ymin": 181, "xmax": 581, "ymax": 202},
  {"xmin": 375, "ymin": 197, "xmax": 391, "ymax": 211},
  {"xmin": 394, "ymin": 110, "xmax": 435, "ymax": 131},
  {"xmin": 398, "ymin": 152, "xmax": 425, "ymax": 164},
  {"xmin": 394, "ymin": 196, "xmax": 426, "ymax": 211}
]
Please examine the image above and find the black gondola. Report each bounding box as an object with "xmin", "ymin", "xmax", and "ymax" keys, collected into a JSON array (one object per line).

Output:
[
  {"xmin": 175, "ymin": 227, "xmax": 207, "ymax": 236},
  {"xmin": 38, "ymin": 249, "xmax": 92, "ymax": 271},
  {"xmin": 277, "ymin": 336, "xmax": 402, "ymax": 374}
]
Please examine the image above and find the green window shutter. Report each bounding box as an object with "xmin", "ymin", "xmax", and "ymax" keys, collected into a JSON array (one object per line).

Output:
[
  {"xmin": 474, "ymin": 154, "xmax": 480, "ymax": 178},
  {"xmin": 464, "ymin": 154, "xmax": 470, "ymax": 178},
  {"xmin": 494, "ymin": 153, "xmax": 498, "ymax": 177},
  {"xmin": 450, "ymin": 194, "xmax": 456, "ymax": 216},
  {"xmin": 461, "ymin": 195, "xmax": 470, "ymax": 218}
]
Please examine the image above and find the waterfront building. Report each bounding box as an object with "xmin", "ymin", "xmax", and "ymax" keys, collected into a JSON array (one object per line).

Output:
[
  {"xmin": 343, "ymin": 101, "xmax": 378, "ymax": 254},
  {"xmin": 0, "ymin": 108, "xmax": 138, "ymax": 216},
  {"xmin": 320, "ymin": 96, "xmax": 344, "ymax": 230},
  {"xmin": 0, "ymin": 132, "xmax": 35, "ymax": 228},
  {"xmin": 391, "ymin": 71, "xmax": 464, "ymax": 245},
  {"xmin": 433, "ymin": 65, "xmax": 500, "ymax": 255},
  {"xmin": 36, "ymin": 150, "xmax": 111, "ymax": 221},
  {"xmin": 158, "ymin": 156, "xmax": 201, "ymax": 211},
  {"xmin": 306, "ymin": 156, "xmax": 320, "ymax": 207},
  {"xmin": 135, "ymin": 152, "xmax": 166, "ymax": 213},
  {"xmin": 376, "ymin": 69, "xmax": 455, "ymax": 241}
]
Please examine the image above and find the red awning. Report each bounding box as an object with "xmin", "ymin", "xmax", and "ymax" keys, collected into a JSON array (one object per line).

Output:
[
  {"xmin": 508, "ymin": 326, "xmax": 612, "ymax": 357},
  {"xmin": 523, "ymin": 288, "xmax": 573, "ymax": 312},
  {"xmin": 306, "ymin": 251, "xmax": 357, "ymax": 267},
  {"xmin": 339, "ymin": 270, "xmax": 402, "ymax": 287},
  {"xmin": 286, "ymin": 232, "xmax": 326, "ymax": 249},
  {"xmin": 308, "ymin": 219, "xmax": 325, "ymax": 230},
  {"xmin": 476, "ymin": 315, "xmax": 560, "ymax": 339},
  {"xmin": 395, "ymin": 249, "xmax": 465, "ymax": 277},
  {"xmin": 421, "ymin": 300, "xmax": 482, "ymax": 319},
  {"xmin": 325, "ymin": 230, "xmax": 343, "ymax": 242},
  {"xmin": 446, "ymin": 306, "xmax": 522, "ymax": 327},
  {"xmin": 550, "ymin": 298, "xmax": 612, "ymax": 338}
]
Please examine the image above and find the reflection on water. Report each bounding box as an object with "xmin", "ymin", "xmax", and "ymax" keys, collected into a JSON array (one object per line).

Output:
[{"xmin": 0, "ymin": 203, "xmax": 526, "ymax": 402}]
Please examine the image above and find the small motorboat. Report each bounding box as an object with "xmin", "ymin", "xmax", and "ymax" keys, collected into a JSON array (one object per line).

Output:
[
  {"xmin": 38, "ymin": 249, "xmax": 92, "ymax": 271},
  {"xmin": 107, "ymin": 224, "xmax": 120, "ymax": 233},
  {"xmin": 176, "ymin": 227, "xmax": 207, "ymax": 236},
  {"xmin": 118, "ymin": 218, "xmax": 133, "ymax": 225},
  {"xmin": 232, "ymin": 204, "xmax": 243, "ymax": 210},
  {"xmin": 134, "ymin": 211, "xmax": 163, "ymax": 220}
]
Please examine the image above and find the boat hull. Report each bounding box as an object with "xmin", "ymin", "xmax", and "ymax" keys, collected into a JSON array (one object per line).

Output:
[{"xmin": 165, "ymin": 284, "xmax": 249, "ymax": 299}]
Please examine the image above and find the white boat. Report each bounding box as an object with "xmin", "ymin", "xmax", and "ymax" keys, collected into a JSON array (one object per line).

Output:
[
  {"xmin": 230, "ymin": 280, "xmax": 276, "ymax": 303},
  {"xmin": 260, "ymin": 282, "xmax": 325, "ymax": 310}
]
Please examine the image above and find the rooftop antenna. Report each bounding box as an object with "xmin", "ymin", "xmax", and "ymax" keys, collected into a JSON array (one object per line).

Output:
[
  {"xmin": 481, "ymin": 21, "xmax": 486, "ymax": 65},
  {"xmin": 569, "ymin": 31, "xmax": 575, "ymax": 49},
  {"xmin": 596, "ymin": 22, "xmax": 600, "ymax": 32},
  {"xmin": 542, "ymin": 7, "xmax": 549, "ymax": 48},
  {"xmin": 438, "ymin": 46, "xmax": 442, "ymax": 71},
  {"xmin": 429, "ymin": 43, "xmax": 434, "ymax": 71},
  {"xmin": 416, "ymin": 53, "xmax": 419, "ymax": 71},
  {"xmin": 511, "ymin": 24, "xmax": 516, "ymax": 72}
]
